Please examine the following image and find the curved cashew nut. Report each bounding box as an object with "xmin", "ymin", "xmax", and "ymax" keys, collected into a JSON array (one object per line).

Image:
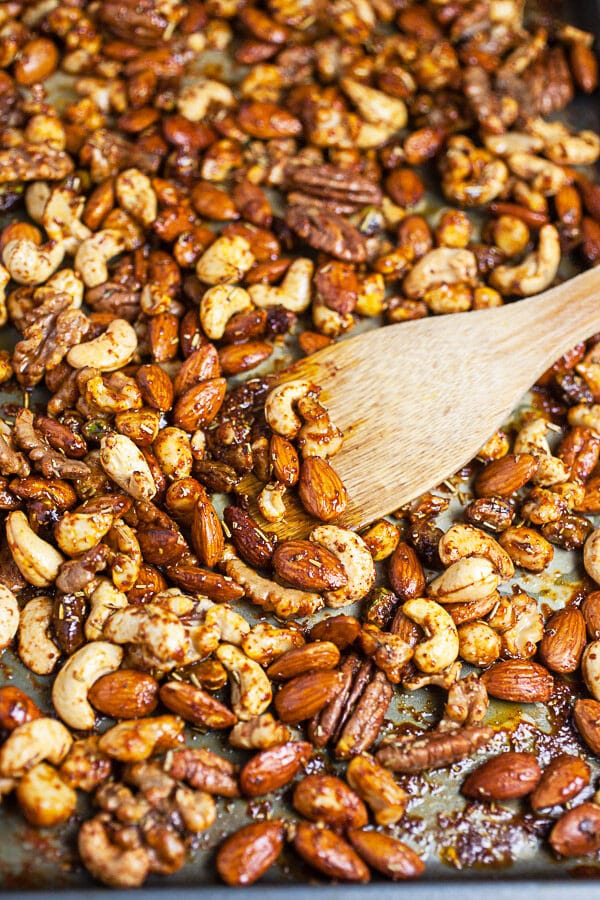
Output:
[
  {"xmin": 16, "ymin": 761, "xmax": 77, "ymax": 828},
  {"xmin": 312, "ymin": 294, "xmax": 354, "ymax": 338},
  {"xmin": 6, "ymin": 510, "xmax": 65, "ymax": 587},
  {"xmin": 42, "ymin": 267, "xmax": 84, "ymax": 308},
  {"xmin": 265, "ymin": 380, "xmax": 317, "ymax": 439},
  {"xmin": 257, "ymin": 481, "xmax": 286, "ymax": 522},
  {"xmin": 526, "ymin": 117, "xmax": 600, "ymax": 166},
  {"xmin": 99, "ymin": 433, "xmax": 156, "ymax": 500},
  {"xmin": 403, "ymin": 248, "xmax": 478, "ymax": 300},
  {"xmin": 97, "ymin": 715, "xmax": 185, "ymax": 761},
  {"xmin": 205, "ymin": 604, "xmax": 251, "ymax": 645},
  {"xmin": 200, "ymin": 284, "xmax": 253, "ymax": 340},
  {"xmin": 441, "ymin": 136, "xmax": 508, "ymax": 206},
  {"xmin": 310, "ymin": 524, "xmax": 376, "ymax": 608},
  {"xmin": 428, "ymin": 556, "xmax": 500, "ymax": 604},
  {"xmin": 25, "ymin": 181, "xmax": 52, "ymax": 222},
  {"xmin": 0, "ymin": 584, "xmax": 19, "ymax": 652},
  {"xmin": 584, "ymin": 528, "xmax": 600, "ymax": 585},
  {"xmin": 177, "ymin": 79, "xmax": 235, "ymax": 122},
  {"xmin": 55, "ymin": 500, "xmax": 123, "ymax": 558},
  {"xmin": 105, "ymin": 519, "xmax": 142, "ymax": 593},
  {"xmin": 438, "ymin": 523, "xmax": 514, "ymax": 580},
  {"xmin": 196, "ymin": 235, "xmax": 255, "ymax": 286},
  {"xmin": 249, "ymin": 258, "xmax": 314, "ymax": 313},
  {"xmin": 513, "ymin": 418, "xmax": 569, "ymax": 485},
  {"xmin": 102, "ymin": 605, "xmax": 187, "ymax": 665},
  {"xmin": 0, "ymin": 718, "xmax": 73, "ymax": 777},
  {"xmin": 0, "ymin": 263, "xmax": 9, "ymax": 328},
  {"xmin": 484, "ymin": 132, "xmax": 544, "ymax": 156},
  {"xmin": 85, "ymin": 578, "xmax": 129, "ymax": 641},
  {"xmin": 241, "ymin": 622, "xmax": 305, "ymax": 665},
  {"xmin": 402, "ymin": 597, "xmax": 459, "ymax": 674},
  {"xmin": 2, "ymin": 238, "xmax": 65, "ymax": 285},
  {"xmin": 506, "ymin": 153, "xmax": 569, "ymax": 195},
  {"xmin": 41, "ymin": 186, "xmax": 92, "ymax": 252},
  {"xmin": 297, "ymin": 416, "xmax": 344, "ymax": 459},
  {"xmin": 81, "ymin": 371, "xmax": 143, "ymax": 415},
  {"xmin": 52, "ymin": 641, "xmax": 124, "ymax": 730},
  {"xmin": 67, "ymin": 318, "xmax": 138, "ymax": 372},
  {"xmin": 216, "ymin": 643, "xmax": 273, "ymax": 721},
  {"xmin": 18, "ymin": 596, "xmax": 60, "ymax": 675},
  {"xmin": 341, "ymin": 77, "xmax": 407, "ymax": 129},
  {"xmin": 115, "ymin": 168, "xmax": 157, "ymax": 227},
  {"xmin": 78, "ymin": 815, "xmax": 150, "ymax": 888},
  {"xmin": 75, "ymin": 229, "xmax": 126, "ymax": 288},
  {"xmin": 490, "ymin": 224, "xmax": 560, "ymax": 296},
  {"xmin": 582, "ymin": 640, "xmax": 600, "ymax": 701}
]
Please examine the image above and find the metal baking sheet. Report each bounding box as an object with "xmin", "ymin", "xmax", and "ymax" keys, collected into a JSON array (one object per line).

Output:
[{"xmin": 3, "ymin": 0, "xmax": 600, "ymax": 894}]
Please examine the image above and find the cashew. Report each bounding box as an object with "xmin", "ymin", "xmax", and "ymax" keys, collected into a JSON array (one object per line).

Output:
[
  {"xmin": 428, "ymin": 556, "xmax": 500, "ymax": 604},
  {"xmin": 216, "ymin": 643, "xmax": 273, "ymax": 721},
  {"xmin": 75, "ymin": 230, "xmax": 126, "ymax": 288},
  {"xmin": 205, "ymin": 603, "xmax": 250, "ymax": 645},
  {"xmin": 568, "ymin": 404, "xmax": 600, "ymax": 432},
  {"xmin": 513, "ymin": 418, "xmax": 569, "ymax": 485},
  {"xmin": 105, "ymin": 519, "xmax": 142, "ymax": 592},
  {"xmin": 196, "ymin": 235, "xmax": 255, "ymax": 286},
  {"xmin": 97, "ymin": 716, "xmax": 185, "ymax": 761},
  {"xmin": 490, "ymin": 224, "xmax": 560, "ymax": 297},
  {"xmin": 297, "ymin": 416, "xmax": 344, "ymax": 460},
  {"xmin": 499, "ymin": 591, "xmax": 543, "ymax": 659},
  {"xmin": 85, "ymin": 578, "xmax": 129, "ymax": 641},
  {"xmin": 18, "ymin": 596, "xmax": 60, "ymax": 675},
  {"xmin": 177, "ymin": 79, "xmax": 235, "ymax": 122},
  {"xmin": 115, "ymin": 168, "xmax": 157, "ymax": 226},
  {"xmin": 99, "ymin": 433, "xmax": 157, "ymax": 500},
  {"xmin": 67, "ymin": 318, "xmax": 138, "ymax": 372},
  {"xmin": 506, "ymin": 153, "xmax": 569, "ymax": 195},
  {"xmin": 265, "ymin": 380, "xmax": 317, "ymax": 439},
  {"xmin": 228, "ymin": 714, "xmax": 291, "ymax": 750},
  {"xmin": 102, "ymin": 605, "xmax": 187, "ymax": 667},
  {"xmin": 248, "ymin": 258, "xmax": 314, "ymax": 313},
  {"xmin": 360, "ymin": 624, "xmax": 413, "ymax": 682},
  {"xmin": 0, "ymin": 584, "xmax": 19, "ymax": 652},
  {"xmin": 312, "ymin": 293, "xmax": 354, "ymax": 337},
  {"xmin": 81, "ymin": 371, "xmax": 142, "ymax": 415},
  {"xmin": 52, "ymin": 641, "xmax": 124, "ymax": 730},
  {"xmin": 441, "ymin": 136, "xmax": 509, "ymax": 206},
  {"xmin": 310, "ymin": 525, "xmax": 376, "ymax": 608},
  {"xmin": 438, "ymin": 524, "xmax": 514, "ymax": 580},
  {"xmin": 153, "ymin": 427, "xmax": 193, "ymax": 479},
  {"xmin": 200, "ymin": 284, "xmax": 253, "ymax": 340},
  {"xmin": 257, "ymin": 481, "xmax": 286, "ymax": 522},
  {"xmin": 241, "ymin": 622, "xmax": 305, "ymax": 666},
  {"xmin": 2, "ymin": 238, "xmax": 65, "ymax": 285},
  {"xmin": 16, "ymin": 762, "xmax": 77, "ymax": 828},
  {"xmin": 403, "ymin": 248, "xmax": 478, "ymax": 300},
  {"xmin": 42, "ymin": 267, "xmax": 84, "ymax": 308},
  {"xmin": 6, "ymin": 510, "xmax": 65, "ymax": 587},
  {"xmin": 0, "ymin": 263, "xmax": 8, "ymax": 328},
  {"xmin": 41, "ymin": 185, "xmax": 92, "ymax": 252},
  {"xmin": 457, "ymin": 621, "xmax": 501, "ymax": 667},
  {"xmin": 79, "ymin": 815, "xmax": 150, "ymax": 888},
  {"xmin": 25, "ymin": 181, "xmax": 52, "ymax": 222},
  {"xmin": 175, "ymin": 786, "xmax": 216, "ymax": 833},
  {"xmin": 402, "ymin": 597, "xmax": 460, "ymax": 674},
  {"xmin": 341, "ymin": 77, "xmax": 407, "ymax": 129},
  {"xmin": 582, "ymin": 640, "xmax": 600, "ymax": 701},
  {"xmin": 527, "ymin": 117, "xmax": 600, "ymax": 166},
  {"xmin": 55, "ymin": 502, "xmax": 120, "ymax": 557},
  {"xmin": 0, "ymin": 718, "xmax": 73, "ymax": 778},
  {"xmin": 584, "ymin": 528, "xmax": 600, "ymax": 585},
  {"xmin": 484, "ymin": 132, "xmax": 544, "ymax": 156}
]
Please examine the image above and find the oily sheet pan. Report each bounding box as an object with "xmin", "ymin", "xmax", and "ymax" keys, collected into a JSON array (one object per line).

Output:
[{"xmin": 3, "ymin": 0, "xmax": 600, "ymax": 894}]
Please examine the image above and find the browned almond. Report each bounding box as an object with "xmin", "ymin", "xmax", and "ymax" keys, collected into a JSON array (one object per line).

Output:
[
  {"xmin": 173, "ymin": 378, "xmax": 226, "ymax": 431},
  {"xmin": 573, "ymin": 698, "xmax": 600, "ymax": 755},
  {"xmin": 462, "ymin": 752, "xmax": 542, "ymax": 801},
  {"xmin": 147, "ymin": 312, "xmax": 179, "ymax": 363},
  {"xmin": 347, "ymin": 829, "xmax": 424, "ymax": 881},
  {"xmin": 530, "ymin": 754, "xmax": 590, "ymax": 811},
  {"xmin": 582, "ymin": 591, "xmax": 600, "ymax": 639},
  {"xmin": 191, "ymin": 492, "xmax": 225, "ymax": 568},
  {"xmin": 388, "ymin": 542, "xmax": 426, "ymax": 600},
  {"xmin": 135, "ymin": 363, "xmax": 174, "ymax": 412},
  {"xmin": 447, "ymin": 592, "xmax": 499, "ymax": 626},
  {"xmin": 272, "ymin": 540, "xmax": 348, "ymax": 592},
  {"xmin": 223, "ymin": 505, "xmax": 274, "ymax": 569},
  {"xmin": 346, "ymin": 754, "xmax": 407, "ymax": 825},
  {"xmin": 274, "ymin": 670, "xmax": 343, "ymax": 723},
  {"xmin": 218, "ymin": 341, "xmax": 273, "ymax": 376},
  {"xmin": 173, "ymin": 345, "xmax": 221, "ymax": 396},
  {"xmin": 480, "ymin": 659, "xmax": 554, "ymax": 703},
  {"xmin": 475, "ymin": 453, "xmax": 538, "ymax": 498},
  {"xmin": 570, "ymin": 41, "xmax": 599, "ymax": 94},
  {"xmin": 222, "ymin": 308, "xmax": 268, "ymax": 343},
  {"xmin": 293, "ymin": 774, "xmax": 368, "ymax": 830},
  {"xmin": 538, "ymin": 606, "xmax": 586, "ymax": 674},
  {"xmin": 270, "ymin": 434, "xmax": 300, "ymax": 487},
  {"xmin": 166, "ymin": 563, "xmax": 245, "ymax": 602},
  {"xmin": 238, "ymin": 102, "xmax": 302, "ymax": 139},
  {"xmin": 159, "ymin": 681, "xmax": 236, "ymax": 729},
  {"xmin": 216, "ymin": 820, "xmax": 286, "ymax": 886},
  {"xmin": 549, "ymin": 802, "xmax": 600, "ymax": 857},
  {"xmin": 309, "ymin": 614, "xmax": 361, "ymax": 649},
  {"xmin": 239, "ymin": 740, "xmax": 311, "ymax": 797},
  {"xmin": 298, "ymin": 457, "xmax": 348, "ymax": 521},
  {"xmin": 88, "ymin": 670, "xmax": 159, "ymax": 719},
  {"xmin": 267, "ymin": 642, "xmax": 341, "ymax": 681},
  {"xmin": 293, "ymin": 822, "xmax": 369, "ymax": 882},
  {"xmin": 0, "ymin": 686, "xmax": 42, "ymax": 732}
]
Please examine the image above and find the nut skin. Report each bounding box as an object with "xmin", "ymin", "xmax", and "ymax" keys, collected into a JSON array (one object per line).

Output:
[
  {"xmin": 216, "ymin": 820, "xmax": 286, "ymax": 886},
  {"xmin": 573, "ymin": 698, "xmax": 600, "ymax": 755},
  {"xmin": 266, "ymin": 642, "xmax": 341, "ymax": 681},
  {"xmin": 292, "ymin": 822, "xmax": 370, "ymax": 883},
  {"xmin": 274, "ymin": 670, "xmax": 343, "ymax": 723},
  {"xmin": 480, "ymin": 659, "xmax": 554, "ymax": 703},
  {"xmin": 346, "ymin": 829, "xmax": 424, "ymax": 881},
  {"xmin": 530, "ymin": 755, "xmax": 590, "ymax": 811},
  {"xmin": 538, "ymin": 606, "xmax": 586, "ymax": 673},
  {"xmin": 298, "ymin": 457, "xmax": 348, "ymax": 521},
  {"xmin": 135, "ymin": 364, "xmax": 174, "ymax": 412},
  {"xmin": 309, "ymin": 615, "xmax": 361, "ymax": 649},
  {"xmin": 223, "ymin": 505, "xmax": 274, "ymax": 569},
  {"xmin": 88, "ymin": 670, "xmax": 159, "ymax": 719},
  {"xmin": 272, "ymin": 540, "xmax": 348, "ymax": 591},
  {"xmin": 159, "ymin": 681, "xmax": 236, "ymax": 729},
  {"xmin": 475, "ymin": 453, "xmax": 538, "ymax": 497},
  {"xmin": 239, "ymin": 741, "xmax": 311, "ymax": 797},
  {"xmin": 173, "ymin": 378, "xmax": 227, "ymax": 432},
  {"xmin": 292, "ymin": 774, "xmax": 368, "ymax": 830},
  {"xmin": 462, "ymin": 752, "xmax": 542, "ymax": 801},
  {"xmin": 582, "ymin": 591, "xmax": 600, "ymax": 638},
  {"xmin": 549, "ymin": 803, "xmax": 600, "ymax": 857},
  {"xmin": 388, "ymin": 542, "xmax": 426, "ymax": 600}
]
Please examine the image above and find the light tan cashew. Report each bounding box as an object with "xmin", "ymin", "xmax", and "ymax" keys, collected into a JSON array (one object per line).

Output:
[
  {"xmin": 78, "ymin": 815, "xmax": 150, "ymax": 888},
  {"xmin": 582, "ymin": 640, "xmax": 600, "ymax": 701},
  {"xmin": 2, "ymin": 238, "xmax": 65, "ymax": 285},
  {"xmin": 200, "ymin": 284, "xmax": 253, "ymax": 340},
  {"xmin": 526, "ymin": 117, "xmax": 600, "ymax": 166},
  {"xmin": 177, "ymin": 79, "xmax": 235, "ymax": 122},
  {"xmin": 248, "ymin": 258, "xmax": 313, "ymax": 313},
  {"xmin": 81, "ymin": 371, "xmax": 143, "ymax": 415},
  {"xmin": 115, "ymin": 168, "xmax": 157, "ymax": 226},
  {"xmin": 0, "ymin": 263, "xmax": 8, "ymax": 328},
  {"xmin": 490, "ymin": 224, "xmax": 560, "ymax": 297},
  {"xmin": 99, "ymin": 433, "xmax": 157, "ymax": 500},
  {"xmin": 310, "ymin": 524, "xmax": 376, "ymax": 608},
  {"xmin": 85, "ymin": 578, "xmax": 129, "ymax": 640},
  {"xmin": 216, "ymin": 643, "xmax": 273, "ymax": 721},
  {"xmin": 196, "ymin": 234, "xmax": 255, "ymax": 286},
  {"xmin": 441, "ymin": 136, "xmax": 509, "ymax": 207},
  {"xmin": 106, "ymin": 519, "xmax": 142, "ymax": 593},
  {"xmin": 568, "ymin": 403, "xmax": 600, "ymax": 432},
  {"xmin": 257, "ymin": 481, "xmax": 286, "ymax": 522},
  {"xmin": 153, "ymin": 427, "xmax": 193, "ymax": 479},
  {"xmin": 513, "ymin": 418, "xmax": 569, "ymax": 485},
  {"xmin": 103, "ymin": 604, "xmax": 187, "ymax": 666},
  {"xmin": 506, "ymin": 153, "xmax": 569, "ymax": 195},
  {"xmin": 18, "ymin": 596, "xmax": 60, "ymax": 675},
  {"xmin": 221, "ymin": 545, "xmax": 324, "ymax": 619},
  {"xmin": 403, "ymin": 247, "xmax": 478, "ymax": 300},
  {"xmin": 0, "ymin": 584, "xmax": 19, "ymax": 652},
  {"xmin": 297, "ymin": 416, "xmax": 344, "ymax": 460},
  {"xmin": 438, "ymin": 523, "xmax": 514, "ymax": 580},
  {"xmin": 0, "ymin": 718, "xmax": 73, "ymax": 778},
  {"xmin": 6, "ymin": 510, "xmax": 65, "ymax": 587},
  {"xmin": 25, "ymin": 181, "xmax": 52, "ymax": 222},
  {"xmin": 355, "ymin": 120, "xmax": 399, "ymax": 149},
  {"xmin": 75, "ymin": 230, "xmax": 126, "ymax": 288},
  {"xmin": 584, "ymin": 528, "xmax": 600, "ymax": 585},
  {"xmin": 265, "ymin": 380, "xmax": 317, "ymax": 439},
  {"xmin": 428, "ymin": 556, "xmax": 500, "ymax": 605},
  {"xmin": 205, "ymin": 603, "xmax": 250, "ymax": 645},
  {"xmin": 42, "ymin": 267, "xmax": 84, "ymax": 308},
  {"xmin": 499, "ymin": 590, "xmax": 543, "ymax": 659},
  {"xmin": 457, "ymin": 621, "xmax": 501, "ymax": 667},
  {"xmin": 341, "ymin": 77, "xmax": 407, "ymax": 129},
  {"xmin": 312, "ymin": 293, "xmax": 354, "ymax": 338},
  {"xmin": 241, "ymin": 622, "xmax": 305, "ymax": 666},
  {"xmin": 16, "ymin": 762, "xmax": 77, "ymax": 828},
  {"xmin": 98, "ymin": 715, "xmax": 184, "ymax": 761},
  {"xmin": 484, "ymin": 132, "xmax": 544, "ymax": 156},
  {"xmin": 55, "ymin": 505, "xmax": 118, "ymax": 558},
  {"xmin": 67, "ymin": 318, "xmax": 138, "ymax": 372},
  {"xmin": 52, "ymin": 641, "xmax": 124, "ymax": 730},
  {"xmin": 41, "ymin": 186, "xmax": 92, "ymax": 252},
  {"xmin": 402, "ymin": 597, "xmax": 460, "ymax": 674}
]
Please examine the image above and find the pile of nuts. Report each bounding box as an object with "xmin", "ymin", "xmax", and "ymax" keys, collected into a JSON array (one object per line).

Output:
[{"xmin": 3, "ymin": 0, "xmax": 600, "ymax": 887}]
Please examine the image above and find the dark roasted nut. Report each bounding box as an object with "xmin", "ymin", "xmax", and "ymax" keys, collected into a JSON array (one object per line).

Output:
[
  {"xmin": 309, "ymin": 615, "xmax": 361, "ymax": 649},
  {"xmin": 530, "ymin": 755, "xmax": 590, "ymax": 811},
  {"xmin": 285, "ymin": 206, "xmax": 367, "ymax": 263},
  {"xmin": 462, "ymin": 752, "xmax": 541, "ymax": 801},
  {"xmin": 538, "ymin": 606, "xmax": 586, "ymax": 674},
  {"xmin": 51, "ymin": 592, "xmax": 86, "ymax": 655},
  {"xmin": 292, "ymin": 823, "xmax": 370, "ymax": 883},
  {"xmin": 292, "ymin": 774, "xmax": 368, "ymax": 830},
  {"xmin": 274, "ymin": 670, "xmax": 343, "ymax": 723},
  {"xmin": 481, "ymin": 659, "xmax": 554, "ymax": 702},
  {"xmin": 239, "ymin": 741, "xmax": 311, "ymax": 797},
  {"xmin": 347, "ymin": 830, "xmax": 424, "ymax": 881},
  {"xmin": 273, "ymin": 540, "xmax": 348, "ymax": 591},
  {"xmin": 376, "ymin": 725, "xmax": 494, "ymax": 774},
  {"xmin": 574, "ymin": 698, "xmax": 600, "ymax": 755},
  {"xmin": 223, "ymin": 506, "xmax": 274, "ymax": 569},
  {"xmin": 298, "ymin": 457, "xmax": 348, "ymax": 521},
  {"xmin": 549, "ymin": 803, "xmax": 600, "ymax": 857},
  {"xmin": 164, "ymin": 748, "xmax": 239, "ymax": 797},
  {"xmin": 475, "ymin": 454, "xmax": 538, "ymax": 497},
  {"xmin": 88, "ymin": 670, "xmax": 159, "ymax": 719},
  {"xmin": 0, "ymin": 686, "xmax": 42, "ymax": 732},
  {"xmin": 388, "ymin": 542, "xmax": 426, "ymax": 600},
  {"xmin": 216, "ymin": 821, "xmax": 286, "ymax": 886},
  {"xmin": 159, "ymin": 681, "xmax": 236, "ymax": 729},
  {"xmin": 267, "ymin": 642, "xmax": 341, "ymax": 681}
]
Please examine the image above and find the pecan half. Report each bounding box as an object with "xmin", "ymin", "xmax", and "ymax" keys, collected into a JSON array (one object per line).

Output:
[{"xmin": 285, "ymin": 206, "xmax": 367, "ymax": 263}]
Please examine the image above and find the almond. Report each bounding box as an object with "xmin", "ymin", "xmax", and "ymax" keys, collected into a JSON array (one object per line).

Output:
[
  {"xmin": 191, "ymin": 491, "xmax": 225, "ymax": 568},
  {"xmin": 267, "ymin": 642, "xmax": 340, "ymax": 681},
  {"xmin": 549, "ymin": 802, "xmax": 600, "ymax": 857},
  {"xmin": 570, "ymin": 41, "xmax": 599, "ymax": 94},
  {"xmin": 88, "ymin": 670, "xmax": 159, "ymax": 719},
  {"xmin": 538, "ymin": 606, "xmax": 586, "ymax": 673},
  {"xmin": 462, "ymin": 751, "xmax": 541, "ymax": 801},
  {"xmin": 173, "ymin": 377, "xmax": 226, "ymax": 431},
  {"xmin": 582, "ymin": 591, "xmax": 600, "ymax": 638},
  {"xmin": 274, "ymin": 670, "xmax": 343, "ymax": 723},
  {"xmin": 573, "ymin": 698, "xmax": 600, "ymax": 755},
  {"xmin": 218, "ymin": 340, "xmax": 273, "ymax": 376},
  {"xmin": 309, "ymin": 614, "xmax": 361, "ymax": 649},
  {"xmin": 298, "ymin": 457, "xmax": 348, "ymax": 521},
  {"xmin": 216, "ymin": 820, "xmax": 286, "ymax": 886},
  {"xmin": 0, "ymin": 686, "xmax": 42, "ymax": 732},
  {"xmin": 147, "ymin": 312, "xmax": 179, "ymax": 363},
  {"xmin": 239, "ymin": 740, "xmax": 311, "ymax": 797},
  {"xmin": 173, "ymin": 345, "xmax": 221, "ymax": 397},
  {"xmin": 159, "ymin": 680, "xmax": 236, "ymax": 729},
  {"xmin": 223, "ymin": 505, "xmax": 274, "ymax": 569},
  {"xmin": 135, "ymin": 363, "xmax": 174, "ymax": 412},
  {"xmin": 293, "ymin": 774, "xmax": 368, "ymax": 830},
  {"xmin": 475, "ymin": 453, "xmax": 538, "ymax": 498},
  {"xmin": 388, "ymin": 542, "xmax": 426, "ymax": 600},
  {"xmin": 347, "ymin": 829, "xmax": 424, "ymax": 881},
  {"xmin": 273, "ymin": 540, "xmax": 348, "ymax": 592},
  {"xmin": 166, "ymin": 562, "xmax": 245, "ymax": 602},
  {"xmin": 480, "ymin": 659, "xmax": 554, "ymax": 702},
  {"xmin": 293, "ymin": 822, "xmax": 370, "ymax": 883},
  {"xmin": 270, "ymin": 434, "xmax": 300, "ymax": 487},
  {"xmin": 530, "ymin": 754, "xmax": 590, "ymax": 811}
]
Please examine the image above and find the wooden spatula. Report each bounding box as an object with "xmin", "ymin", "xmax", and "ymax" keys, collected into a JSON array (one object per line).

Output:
[{"xmin": 251, "ymin": 265, "xmax": 600, "ymax": 538}]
